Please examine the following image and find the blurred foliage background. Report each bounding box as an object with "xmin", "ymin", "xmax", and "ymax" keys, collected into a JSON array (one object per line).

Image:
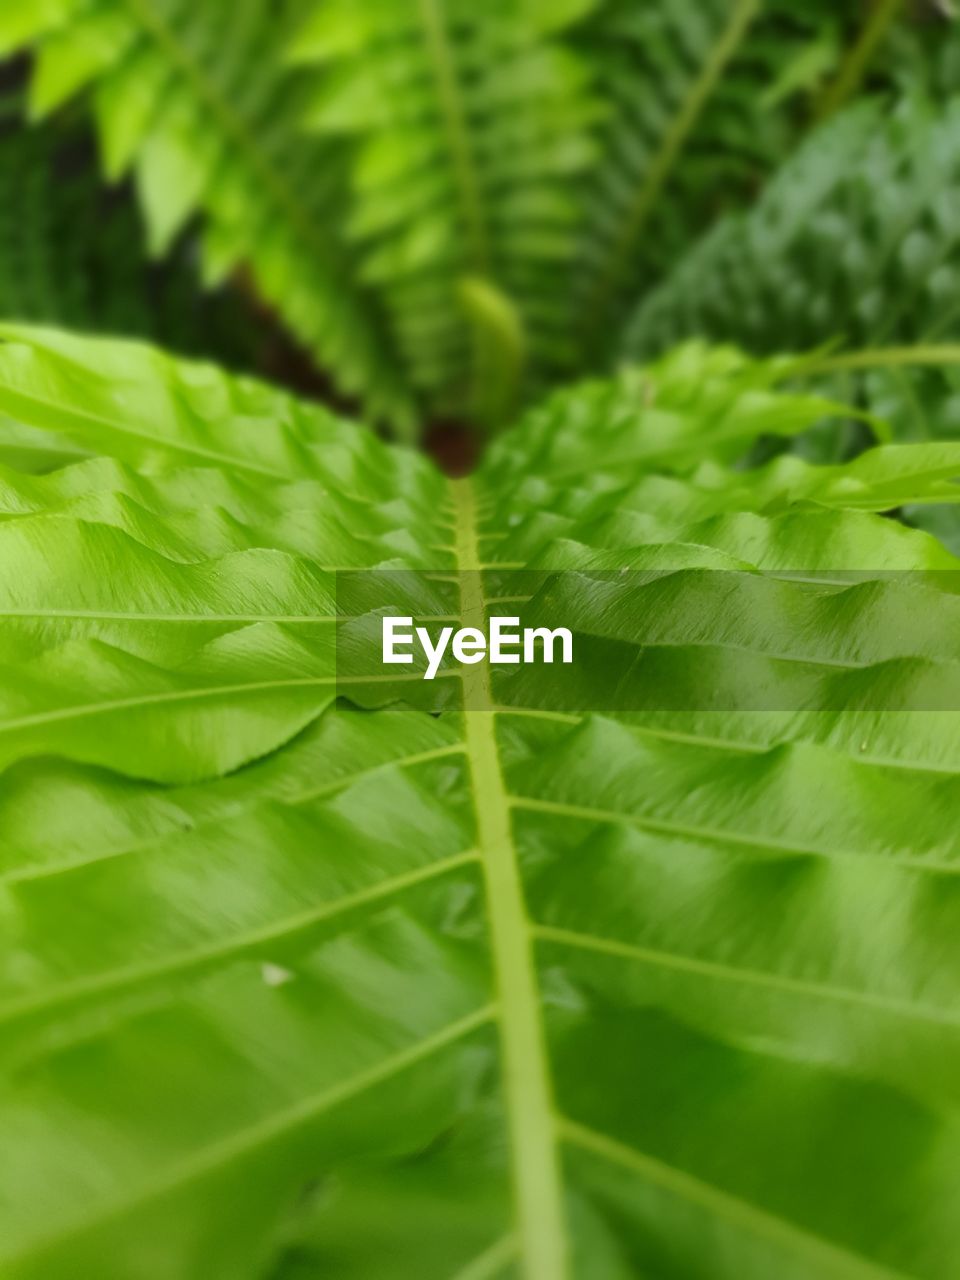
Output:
[{"xmin": 0, "ymin": 0, "xmax": 958, "ymax": 454}]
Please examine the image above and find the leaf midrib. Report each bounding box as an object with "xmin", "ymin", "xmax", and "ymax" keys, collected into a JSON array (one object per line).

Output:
[{"xmin": 452, "ymin": 476, "xmax": 568, "ymax": 1280}]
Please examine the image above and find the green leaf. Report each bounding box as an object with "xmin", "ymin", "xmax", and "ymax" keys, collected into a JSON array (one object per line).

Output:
[
  {"xmin": 0, "ymin": 0, "xmax": 71, "ymax": 59},
  {"xmin": 621, "ymin": 90, "xmax": 960, "ymax": 541},
  {"xmin": 0, "ymin": 106, "xmax": 262, "ymax": 370},
  {"xmin": 759, "ymin": 30, "xmax": 840, "ymax": 111},
  {"xmin": 4, "ymin": 0, "xmax": 931, "ymax": 432},
  {"xmin": 623, "ymin": 96, "xmax": 960, "ymax": 370},
  {"xmin": 2, "ymin": 329, "xmax": 960, "ymax": 1277},
  {"xmin": 814, "ymin": 0, "xmax": 905, "ymax": 121},
  {"xmin": 459, "ymin": 275, "xmax": 528, "ymax": 430},
  {"xmin": 570, "ymin": 0, "xmax": 861, "ymax": 347},
  {"xmin": 292, "ymin": 0, "xmax": 600, "ymax": 412},
  {"xmin": 28, "ymin": 11, "xmax": 135, "ymax": 120},
  {"xmin": 573, "ymin": 0, "xmax": 762, "ymax": 338},
  {"xmin": 8, "ymin": 0, "xmax": 416, "ymax": 433}
]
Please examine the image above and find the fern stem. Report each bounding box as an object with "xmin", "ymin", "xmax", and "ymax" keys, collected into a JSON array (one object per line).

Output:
[
  {"xmin": 807, "ymin": 345, "xmax": 960, "ymax": 375},
  {"xmin": 453, "ymin": 479, "xmax": 569, "ymax": 1280},
  {"xmin": 417, "ymin": 0, "xmax": 490, "ymax": 271},
  {"xmin": 582, "ymin": 0, "xmax": 759, "ymax": 334},
  {"xmin": 815, "ymin": 0, "xmax": 903, "ymax": 121}
]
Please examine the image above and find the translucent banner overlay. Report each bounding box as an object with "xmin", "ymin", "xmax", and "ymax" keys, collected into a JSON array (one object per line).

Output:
[{"xmin": 334, "ymin": 570, "xmax": 960, "ymax": 713}]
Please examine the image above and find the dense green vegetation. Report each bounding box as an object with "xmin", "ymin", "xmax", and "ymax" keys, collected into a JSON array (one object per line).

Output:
[
  {"xmin": 1, "ymin": 0, "xmax": 958, "ymax": 434},
  {"xmin": 3, "ymin": 4, "xmax": 960, "ymax": 1277}
]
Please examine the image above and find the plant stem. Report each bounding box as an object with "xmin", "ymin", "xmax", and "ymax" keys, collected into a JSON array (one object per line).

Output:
[
  {"xmin": 807, "ymin": 345, "xmax": 960, "ymax": 375},
  {"xmin": 816, "ymin": 0, "xmax": 903, "ymax": 121}
]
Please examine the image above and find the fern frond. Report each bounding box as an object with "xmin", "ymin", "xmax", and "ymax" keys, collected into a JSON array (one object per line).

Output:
[
  {"xmin": 1, "ymin": 0, "xmax": 946, "ymax": 434},
  {"xmin": 623, "ymin": 87, "xmax": 960, "ymax": 540},
  {"xmin": 623, "ymin": 95, "xmax": 960, "ymax": 362},
  {"xmin": 569, "ymin": 0, "xmax": 854, "ymax": 346},
  {"xmin": 884, "ymin": 0, "xmax": 960, "ymax": 98},
  {"xmin": 289, "ymin": 0, "xmax": 601, "ymax": 423},
  {"xmin": 814, "ymin": 0, "xmax": 903, "ymax": 120},
  {"xmin": 0, "ymin": 101, "xmax": 261, "ymax": 371},
  {"xmin": 6, "ymin": 0, "xmax": 417, "ymax": 434}
]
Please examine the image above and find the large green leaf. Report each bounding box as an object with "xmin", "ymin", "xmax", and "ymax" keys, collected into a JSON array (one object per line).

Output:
[{"xmin": 2, "ymin": 328, "xmax": 960, "ymax": 1277}]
